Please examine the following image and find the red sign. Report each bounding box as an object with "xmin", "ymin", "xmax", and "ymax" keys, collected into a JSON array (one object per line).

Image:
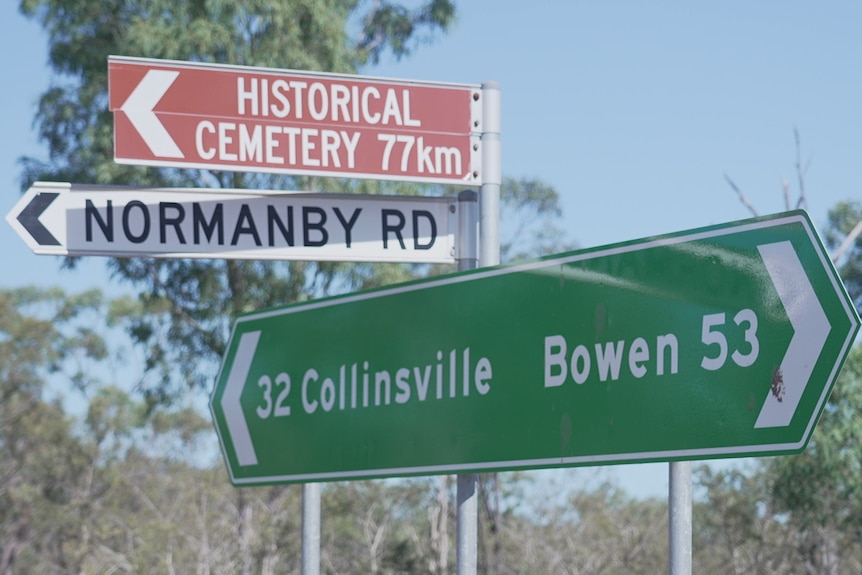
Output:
[{"xmin": 108, "ymin": 56, "xmax": 483, "ymax": 185}]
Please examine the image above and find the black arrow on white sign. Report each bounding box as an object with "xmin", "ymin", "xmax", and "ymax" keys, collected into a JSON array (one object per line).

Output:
[{"xmin": 16, "ymin": 192, "xmax": 61, "ymax": 246}]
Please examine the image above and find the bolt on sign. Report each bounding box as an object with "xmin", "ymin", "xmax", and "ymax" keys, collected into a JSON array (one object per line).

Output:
[
  {"xmin": 210, "ymin": 211, "xmax": 859, "ymax": 486},
  {"xmin": 108, "ymin": 56, "xmax": 483, "ymax": 184}
]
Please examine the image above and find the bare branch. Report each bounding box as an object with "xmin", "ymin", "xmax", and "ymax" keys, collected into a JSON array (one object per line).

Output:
[
  {"xmin": 831, "ymin": 220, "xmax": 862, "ymax": 263},
  {"xmin": 724, "ymin": 173, "xmax": 759, "ymax": 217},
  {"xmin": 794, "ymin": 127, "xmax": 809, "ymax": 210}
]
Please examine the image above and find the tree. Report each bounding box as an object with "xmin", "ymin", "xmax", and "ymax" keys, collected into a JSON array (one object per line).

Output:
[
  {"xmin": 321, "ymin": 479, "xmax": 434, "ymax": 574},
  {"xmin": 720, "ymin": 135, "xmax": 862, "ymax": 572},
  {"xmin": 17, "ymin": 0, "xmax": 574, "ymax": 405},
  {"xmin": 0, "ymin": 285, "xmax": 300, "ymax": 574},
  {"xmin": 499, "ymin": 177, "xmax": 574, "ymax": 262},
  {"xmin": 0, "ymin": 287, "xmax": 153, "ymax": 573},
  {"xmin": 495, "ymin": 481, "xmax": 667, "ymax": 574},
  {"xmin": 758, "ymin": 344, "xmax": 862, "ymax": 575},
  {"xmin": 690, "ymin": 345, "xmax": 862, "ymax": 575},
  {"xmin": 693, "ymin": 465, "xmax": 796, "ymax": 575},
  {"xmin": 17, "ymin": 0, "xmax": 459, "ymax": 403},
  {"xmin": 824, "ymin": 201, "xmax": 862, "ymax": 309},
  {"xmin": 15, "ymin": 3, "xmax": 577, "ymax": 573}
]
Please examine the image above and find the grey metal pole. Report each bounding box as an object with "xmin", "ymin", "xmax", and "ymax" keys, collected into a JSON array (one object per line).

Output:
[
  {"xmin": 457, "ymin": 190, "xmax": 479, "ymax": 272},
  {"xmin": 455, "ymin": 190, "xmax": 479, "ymax": 575},
  {"xmin": 456, "ymin": 81, "xmax": 501, "ymax": 575},
  {"xmin": 302, "ymin": 483, "xmax": 321, "ymax": 575},
  {"xmin": 669, "ymin": 462, "xmax": 692, "ymax": 575},
  {"xmin": 456, "ymin": 474, "xmax": 479, "ymax": 575},
  {"xmin": 479, "ymin": 80, "xmax": 501, "ymax": 268}
]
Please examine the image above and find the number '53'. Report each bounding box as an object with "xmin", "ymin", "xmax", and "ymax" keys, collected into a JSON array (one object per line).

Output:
[{"xmin": 700, "ymin": 310, "xmax": 759, "ymax": 371}]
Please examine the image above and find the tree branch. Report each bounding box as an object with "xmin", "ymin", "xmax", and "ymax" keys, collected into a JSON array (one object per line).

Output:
[
  {"xmin": 794, "ymin": 126, "xmax": 810, "ymax": 210},
  {"xmin": 831, "ymin": 220, "xmax": 862, "ymax": 263},
  {"xmin": 724, "ymin": 173, "xmax": 759, "ymax": 217}
]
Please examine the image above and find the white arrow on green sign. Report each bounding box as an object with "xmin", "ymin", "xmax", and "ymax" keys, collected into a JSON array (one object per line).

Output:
[{"xmin": 210, "ymin": 211, "xmax": 860, "ymax": 486}]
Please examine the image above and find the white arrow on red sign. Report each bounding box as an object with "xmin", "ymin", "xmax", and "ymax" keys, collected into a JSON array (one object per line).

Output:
[
  {"xmin": 108, "ymin": 56, "xmax": 484, "ymax": 184},
  {"xmin": 119, "ymin": 69, "xmax": 184, "ymax": 159}
]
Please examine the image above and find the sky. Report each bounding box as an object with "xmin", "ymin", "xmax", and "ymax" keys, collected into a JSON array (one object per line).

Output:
[{"xmin": 3, "ymin": 1, "xmax": 861, "ymax": 499}]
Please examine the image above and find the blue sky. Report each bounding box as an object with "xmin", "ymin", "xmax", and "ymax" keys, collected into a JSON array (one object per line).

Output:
[{"xmin": 3, "ymin": 1, "xmax": 861, "ymax": 498}]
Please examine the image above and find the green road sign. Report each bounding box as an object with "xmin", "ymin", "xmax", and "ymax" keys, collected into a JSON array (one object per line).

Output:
[{"xmin": 210, "ymin": 211, "xmax": 859, "ymax": 485}]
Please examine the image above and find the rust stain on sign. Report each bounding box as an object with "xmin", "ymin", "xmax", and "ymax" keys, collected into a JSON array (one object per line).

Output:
[{"xmin": 770, "ymin": 368, "xmax": 785, "ymax": 403}]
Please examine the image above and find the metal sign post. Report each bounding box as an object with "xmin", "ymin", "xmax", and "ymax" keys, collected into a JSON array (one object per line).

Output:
[
  {"xmin": 669, "ymin": 461, "xmax": 692, "ymax": 574},
  {"xmin": 455, "ymin": 189, "xmax": 479, "ymax": 575},
  {"xmin": 302, "ymin": 483, "xmax": 321, "ymax": 575},
  {"xmin": 456, "ymin": 79, "xmax": 502, "ymax": 575}
]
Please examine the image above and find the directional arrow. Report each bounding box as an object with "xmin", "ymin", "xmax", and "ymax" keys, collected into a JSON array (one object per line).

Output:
[
  {"xmin": 756, "ymin": 240, "xmax": 831, "ymax": 428},
  {"xmin": 221, "ymin": 331, "xmax": 261, "ymax": 466},
  {"xmin": 5, "ymin": 183, "xmax": 68, "ymax": 255},
  {"xmin": 15, "ymin": 191, "xmax": 60, "ymax": 246},
  {"xmin": 118, "ymin": 69, "xmax": 184, "ymax": 158},
  {"xmin": 210, "ymin": 211, "xmax": 859, "ymax": 486}
]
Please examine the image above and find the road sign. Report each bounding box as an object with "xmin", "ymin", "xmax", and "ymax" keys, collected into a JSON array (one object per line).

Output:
[
  {"xmin": 210, "ymin": 211, "xmax": 860, "ymax": 485},
  {"xmin": 108, "ymin": 56, "xmax": 483, "ymax": 184},
  {"xmin": 6, "ymin": 181, "xmax": 458, "ymax": 263}
]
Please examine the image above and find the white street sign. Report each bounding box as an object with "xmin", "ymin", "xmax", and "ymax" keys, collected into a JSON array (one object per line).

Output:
[{"xmin": 6, "ymin": 182, "xmax": 458, "ymax": 263}]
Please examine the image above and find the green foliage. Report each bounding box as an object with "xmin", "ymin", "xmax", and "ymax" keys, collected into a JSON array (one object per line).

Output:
[
  {"xmin": 18, "ymin": 0, "xmax": 454, "ymax": 188},
  {"xmin": 694, "ymin": 464, "xmax": 795, "ymax": 574},
  {"xmin": 500, "ymin": 176, "xmax": 574, "ymax": 262},
  {"xmin": 767, "ymin": 345, "xmax": 862, "ymax": 528},
  {"xmin": 0, "ymin": 286, "xmax": 106, "ymax": 391},
  {"xmin": 825, "ymin": 200, "xmax": 862, "ymax": 310},
  {"xmin": 9, "ymin": 3, "xmax": 585, "ymax": 572},
  {"xmin": 0, "ymin": 286, "xmax": 241, "ymax": 573},
  {"xmin": 321, "ymin": 479, "xmax": 433, "ymax": 573},
  {"xmin": 0, "ymin": 287, "xmax": 117, "ymax": 572},
  {"xmin": 16, "ymin": 0, "xmax": 473, "ymax": 408},
  {"xmin": 494, "ymin": 481, "xmax": 667, "ymax": 574},
  {"xmin": 355, "ymin": 0, "xmax": 456, "ymax": 65},
  {"xmin": 691, "ymin": 343, "xmax": 862, "ymax": 573},
  {"xmin": 16, "ymin": 0, "xmax": 573, "ymax": 416}
]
